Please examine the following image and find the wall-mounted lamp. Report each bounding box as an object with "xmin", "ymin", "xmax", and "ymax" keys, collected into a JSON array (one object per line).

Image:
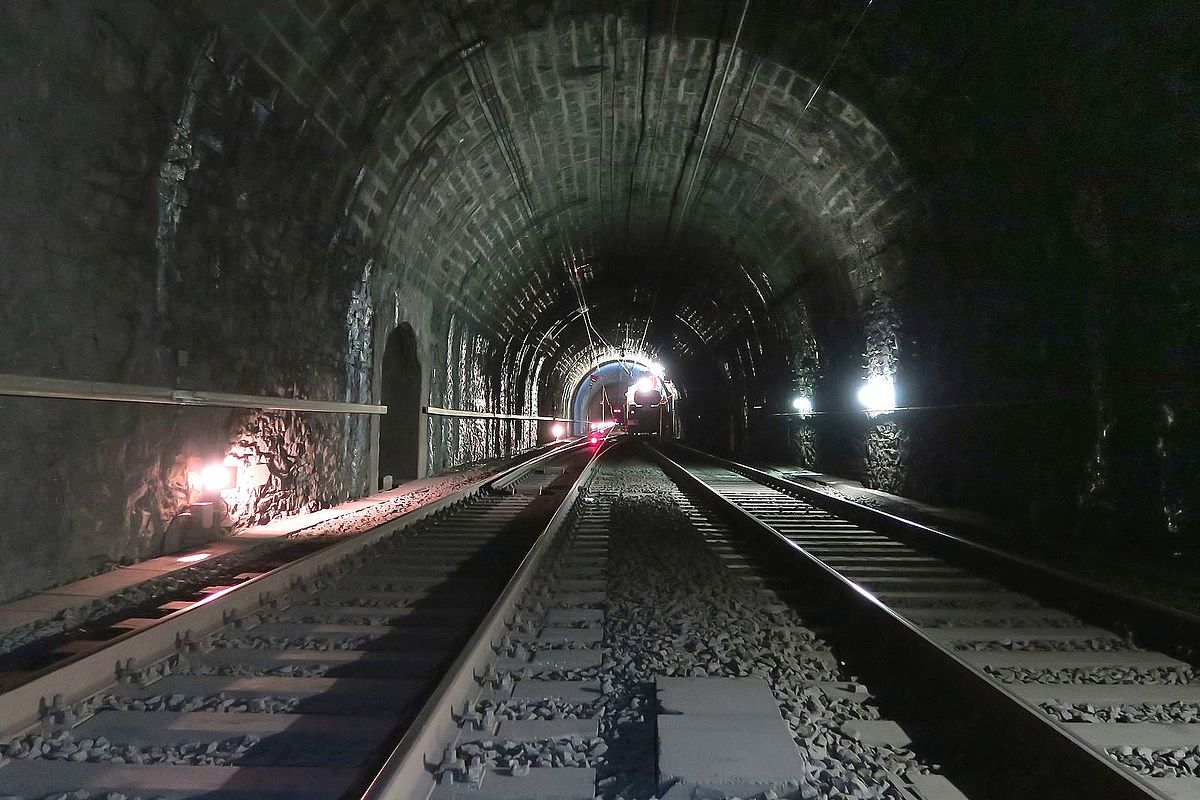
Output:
[
  {"xmin": 200, "ymin": 464, "xmax": 235, "ymax": 492},
  {"xmin": 551, "ymin": 423, "xmax": 565, "ymax": 439},
  {"xmin": 858, "ymin": 376, "xmax": 897, "ymax": 416}
]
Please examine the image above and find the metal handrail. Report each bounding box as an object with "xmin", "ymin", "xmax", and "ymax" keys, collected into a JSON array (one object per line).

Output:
[{"xmin": 0, "ymin": 373, "xmax": 385, "ymax": 414}]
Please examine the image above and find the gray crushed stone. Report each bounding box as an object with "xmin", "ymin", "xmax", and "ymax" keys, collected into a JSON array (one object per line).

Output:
[
  {"xmin": 1041, "ymin": 701, "xmax": 1200, "ymax": 723},
  {"xmin": 915, "ymin": 616, "xmax": 1083, "ymax": 628},
  {"xmin": 2, "ymin": 730, "xmax": 258, "ymax": 766},
  {"xmin": 953, "ymin": 637, "xmax": 1135, "ymax": 652},
  {"xmin": 576, "ymin": 456, "xmax": 929, "ymax": 800},
  {"xmin": 97, "ymin": 692, "xmax": 300, "ymax": 714},
  {"xmin": 1108, "ymin": 744, "xmax": 1200, "ymax": 778},
  {"xmin": 985, "ymin": 665, "xmax": 1196, "ymax": 685},
  {"xmin": 441, "ymin": 735, "xmax": 609, "ymax": 778}
]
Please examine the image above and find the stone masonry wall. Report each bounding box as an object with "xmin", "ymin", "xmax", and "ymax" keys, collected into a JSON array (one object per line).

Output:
[{"xmin": 0, "ymin": 3, "xmax": 375, "ymax": 601}]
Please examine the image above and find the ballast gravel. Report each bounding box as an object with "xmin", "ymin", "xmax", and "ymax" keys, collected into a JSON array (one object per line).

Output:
[
  {"xmin": 917, "ymin": 616, "xmax": 1083, "ymax": 628},
  {"xmin": 1041, "ymin": 701, "xmax": 1200, "ymax": 723},
  {"xmin": 97, "ymin": 692, "xmax": 300, "ymax": 715},
  {"xmin": 576, "ymin": 455, "xmax": 934, "ymax": 800},
  {"xmin": 985, "ymin": 665, "xmax": 1196, "ymax": 685},
  {"xmin": 1109, "ymin": 744, "xmax": 1200, "ymax": 778},
  {"xmin": 2, "ymin": 730, "xmax": 258, "ymax": 766},
  {"xmin": 953, "ymin": 637, "xmax": 1134, "ymax": 652}
]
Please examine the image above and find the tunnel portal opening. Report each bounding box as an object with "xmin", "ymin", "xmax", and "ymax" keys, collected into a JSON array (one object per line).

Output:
[
  {"xmin": 378, "ymin": 324, "xmax": 422, "ymax": 486},
  {"xmin": 568, "ymin": 359, "xmax": 679, "ymax": 437}
]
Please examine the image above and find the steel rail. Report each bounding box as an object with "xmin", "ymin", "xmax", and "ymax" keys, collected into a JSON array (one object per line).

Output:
[
  {"xmin": 0, "ymin": 439, "xmax": 589, "ymax": 739},
  {"xmin": 358, "ymin": 438, "xmax": 613, "ymax": 800},
  {"xmin": 665, "ymin": 441, "xmax": 1200, "ymax": 665},
  {"xmin": 646, "ymin": 441, "xmax": 1167, "ymax": 800},
  {"xmin": 0, "ymin": 373, "xmax": 386, "ymax": 414}
]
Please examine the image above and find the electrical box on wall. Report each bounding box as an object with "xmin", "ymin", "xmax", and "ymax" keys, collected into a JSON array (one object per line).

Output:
[{"xmin": 244, "ymin": 463, "xmax": 271, "ymax": 488}]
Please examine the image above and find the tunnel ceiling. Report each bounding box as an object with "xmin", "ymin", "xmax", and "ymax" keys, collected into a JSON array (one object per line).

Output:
[
  {"xmin": 166, "ymin": 0, "xmax": 1195, "ymax": 415},
  {"xmin": 187, "ymin": 0, "xmax": 929, "ymax": 399}
]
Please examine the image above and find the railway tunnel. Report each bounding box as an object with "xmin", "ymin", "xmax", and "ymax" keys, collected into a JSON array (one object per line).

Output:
[
  {"xmin": 0, "ymin": 5, "xmax": 1198, "ymax": 794},
  {"xmin": 1, "ymin": 0, "xmax": 1195, "ymax": 610}
]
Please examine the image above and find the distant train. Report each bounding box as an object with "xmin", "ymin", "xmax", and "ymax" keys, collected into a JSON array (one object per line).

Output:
[{"xmin": 618, "ymin": 375, "xmax": 674, "ymax": 437}]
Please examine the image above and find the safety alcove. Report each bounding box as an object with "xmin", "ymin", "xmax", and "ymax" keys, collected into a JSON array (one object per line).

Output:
[{"xmin": 378, "ymin": 324, "xmax": 422, "ymax": 485}]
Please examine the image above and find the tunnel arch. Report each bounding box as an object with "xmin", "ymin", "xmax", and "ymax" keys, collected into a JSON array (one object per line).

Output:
[
  {"xmin": 566, "ymin": 357, "xmax": 676, "ymax": 436},
  {"xmin": 343, "ymin": 14, "xmax": 925, "ymax": 443}
]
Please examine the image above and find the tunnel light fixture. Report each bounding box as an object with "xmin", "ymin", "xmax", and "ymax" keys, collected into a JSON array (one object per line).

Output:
[
  {"xmin": 551, "ymin": 423, "xmax": 565, "ymax": 439},
  {"xmin": 858, "ymin": 376, "xmax": 897, "ymax": 416},
  {"xmin": 201, "ymin": 464, "xmax": 235, "ymax": 492},
  {"xmin": 791, "ymin": 396, "xmax": 814, "ymax": 417}
]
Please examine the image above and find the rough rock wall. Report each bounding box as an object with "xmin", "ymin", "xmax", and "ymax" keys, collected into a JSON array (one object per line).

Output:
[{"xmin": 0, "ymin": 4, "xmax": 372, "ymax": 601}]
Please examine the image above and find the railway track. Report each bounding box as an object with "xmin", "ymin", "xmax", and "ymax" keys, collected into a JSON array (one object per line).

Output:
[
  {"xmin": 0, "ymin": 440, "xmax": 601, "ymax": 799},
  {"xmin": 5, "ymin": 439, "xmax": 1200, "ymax": 800},
  {"xmin": 652, "ymin": 441, "xmax": 1200, "ymax": 800}
]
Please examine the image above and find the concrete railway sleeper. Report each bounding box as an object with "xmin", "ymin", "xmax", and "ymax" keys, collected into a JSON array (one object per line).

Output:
[
  {"xmin": 651, "ymin": 442, "xmax": 1200, "ymax": 800},
  {"xmin": 0, "ymin": 442, "xmax": 600, "ymax": 800}
]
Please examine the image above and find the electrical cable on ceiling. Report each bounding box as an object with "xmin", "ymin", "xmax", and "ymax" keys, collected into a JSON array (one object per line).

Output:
[
  {"xmin": 670, "ymin": 0, "xmax": 752, "ymax": 243},
  {"xmin": 640, "ymin": 0, "xmax": 875, "ymax": 360},
  {"xmin": 634, "ymin": 0, "xmax": 746, "ymax": 361},
  {"xmin": 449, "ymin": 2, "xmax": 607, "ymax": 363},
  {"xmin": 743, "ymin": 0, "xmax": 875, "ymax": 205}
]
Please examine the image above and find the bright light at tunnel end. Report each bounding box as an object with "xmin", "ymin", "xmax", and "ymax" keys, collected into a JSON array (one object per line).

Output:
[
  {"xmin": 634, "ymin": 377, "xmax": 654, "ymax": 394},
  {"xmin": 791, "ymin": 396, "xmax": 814, "ymax": 416},
  {"xmin": 857, "ymin": 376, "xmax": 897, "ymax": 416}
]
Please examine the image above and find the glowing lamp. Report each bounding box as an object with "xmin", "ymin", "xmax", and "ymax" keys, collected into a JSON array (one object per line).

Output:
[
  {"xmin": 551, "ymin": 423, "xmax": 565, "ymax": 439},
  {"xmin": 650, "ymin": 362, "xmax": 665, "ymax": 376},
  {"xmin": 589, "ymin": 434, "xmax": 600, "ymax": 445},
  {"xmin": 857, "ymin": 376, "xmax": 896, "ymax": 415},
  {"xmin": 634, "ymin": 377, "xmax": 654, "ymax": 394},
  {"xmin": 792, "ymin": 396, "xmax": 814, "ymax": 416},
  {"xmin": 201, "ymin": 464, "xmax": 234, "ymax": 492}
]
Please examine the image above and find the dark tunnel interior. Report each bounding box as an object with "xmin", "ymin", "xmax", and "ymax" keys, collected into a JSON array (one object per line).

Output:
[{"xmin": 0, "ymin": 0, "xmax": 1196, "ymax": 604}]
